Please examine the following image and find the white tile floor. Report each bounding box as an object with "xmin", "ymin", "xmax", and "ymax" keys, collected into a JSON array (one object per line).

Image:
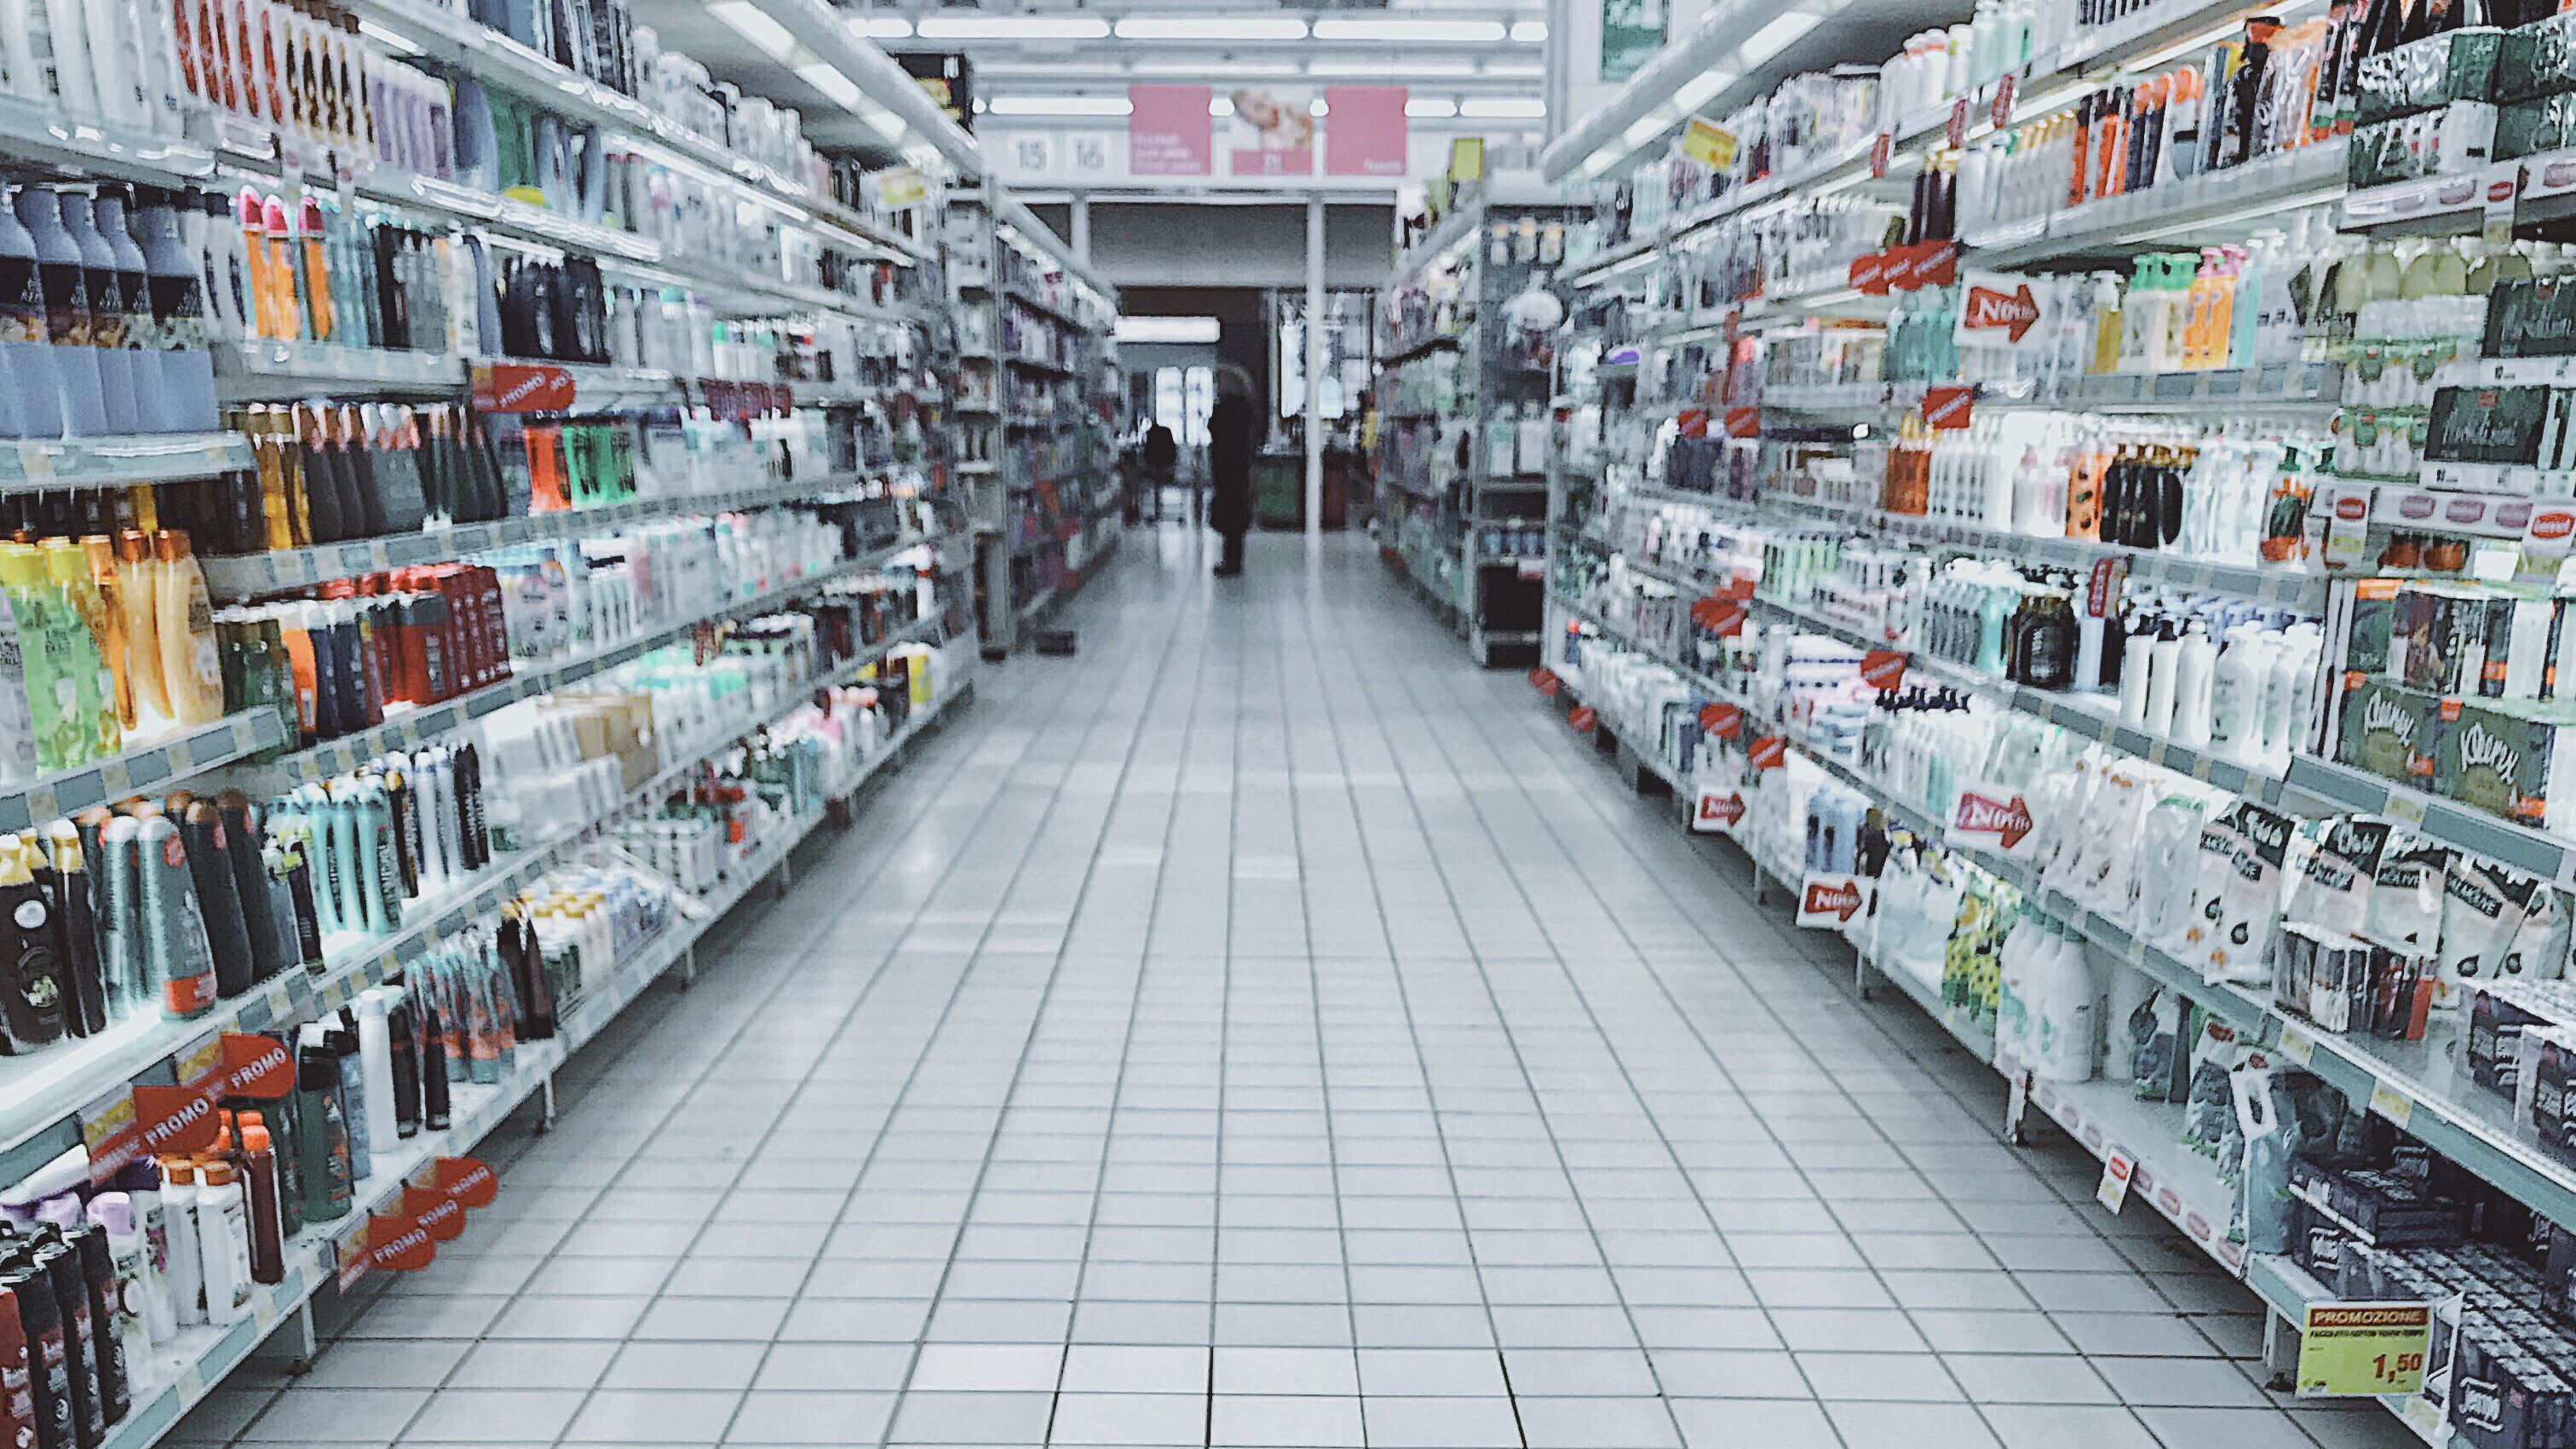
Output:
[{"xmin": 180, "ymin": 529, "xmax": 2423, "ymax": 1448}]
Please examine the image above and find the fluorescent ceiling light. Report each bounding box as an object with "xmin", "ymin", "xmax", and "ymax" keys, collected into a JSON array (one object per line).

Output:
[
  {"xmin": 796, "ymin": 60, "xmax": 866, "ymax": 110},
  {"xmin": 1115, "ymin": 15, "xmax": 1307, "ymax": 40},
  {"xmin": 1115, "ymin": 316, "xmax": 1221, "ymax": 343},
  {"xmin": 860, "ymin": 104, "xmax": 907, "ymax": 141},
  {"xmin": 1406, "ymin": 96, "xmax": 1458, "ymax": 118},
  {"xmin": 711, "ymin": 1, "xmax": 800, "ymax": 61},
  {"xmin": 1462, "ymin": 96, "xmax": 1544, "ymax": 118},
  {"xmin": 356, "ymin": 17, "xmax": 422, "ymax": 53},
  {"xmin": 848, "ymin": 14, "xmax": 912, "ymax": 38},
  {"xmin": 1672, "ymin": 67, "xmax": 1734, "ymax": 113},
  {"xmin": 917, "ymin": 14, "xmax": 1107, "ymax": 38},
  {"xmin": 1308, "ymin": 60, "xmax": 1477, "ymax": 77},
  {"xmin": 1210, "ymin": 96, "xmax": 1235, "ymax": 116},
  {"xmin": 1510, "ymin": 19, "xmax": 1548, "ymax": 41},
  {"xmin": 1309, "ymin": 96, "xmax": 1329, "ymax": 116},
  {"xmin": 1621, "ymin": 112, "xmax": 1665, "ymax": 146},
  {"xmin": 1312, "ymin": 17, "xmax": 1506, "ymax": 41},
  {"xmin": 1483, "ymin": 63, "xmax": 1544, "ymax": 78},
  {"xmin": 989, "ymin": 95, "xmax": 1133, "ymax": 116},
  {"xmin": 1738, "ymin": 11, "xmax": 1820, "ymax": 66}
]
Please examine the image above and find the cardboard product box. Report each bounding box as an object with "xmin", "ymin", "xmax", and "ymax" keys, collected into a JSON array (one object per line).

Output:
[
  {"xmin": 2340, "ymin": 675, "xmax": 2441, "ymax": 786},
  {"xmin": 2347, "ymin": 577, "xmax": 2404, "ymax": 676},
  {"xmin": 2502, "ymin": 10, "xmax": 2576, "ymax": 103},
  {"xmin": 2400, "ymin": 584, "xmax": 2472, "ymax": 695},
  {"xmin": 2364, "ymin": 28, "xmax": 2507, "ymax": 119},
  {"xmin": 2488, "ymin": 277, "xmax": 2576, "ymax": 359},
  {"xmin": 2429, "ymin": 385, "xmax": 2556, "ymax": 466},
  {"xmin": 2352, "ymin": 101, "xmax": 2500, "ymax": 183},
  {"xmin": 2472, "ymin": 984, "xmax": 2559, "ymax": 1096},
  {"xmin": 2527, "ymin": 1026, "xmax": 2576, "ymax": 1169},
  {"xmin": 2434, "ymin": 697, "xmax": 2576, "ymax": 828},
  {"xmin": 2498, "ymin": 90, "xmax": 2576, "ymax": 160},
  {"xmin": 2452, "ymin": 1320, "xmax": 2576, "ymax": 1449}
]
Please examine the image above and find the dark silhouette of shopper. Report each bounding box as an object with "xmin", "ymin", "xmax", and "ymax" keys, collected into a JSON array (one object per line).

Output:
[
  {"xmin": 1208, "ymin": 366, "xmax": 1256, "ymax": 577},
  {"xmin": 1138, "ymin": 422, "xmax": 1177, "ymax": 523}
]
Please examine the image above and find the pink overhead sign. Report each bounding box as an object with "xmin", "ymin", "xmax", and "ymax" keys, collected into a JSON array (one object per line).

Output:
[
  {"xmin": 1325, "ymin": 87, "xmax": 1408, "ymax": 177},
  {"xmin": 1129, "ymin": 85, "xmax": 1212, "ymax": 175}
]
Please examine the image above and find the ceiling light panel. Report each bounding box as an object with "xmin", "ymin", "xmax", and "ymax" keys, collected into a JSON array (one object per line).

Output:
[
  {"xmin": 795, "ymin": 60, "xmax": 865, "ymax": 109},
  {"xmin": 847, "ymin": 14, "xmax": 912, "ymax": 37},
  {"xmin": 916, "ymin": 14, "xmax": 1108, "ymax": 38},
  {"xmin": 1406, "ymin": 97, "xmax": 1459, "ymax": 117},
  {"xmin": 1462, "ymin": 95, "xmax": 1544, "ymax": 117},
  {"xmin": 710, "ymin": 0, "xmax": 798, "ymax": 61},
  {"xmin": 1114, "ymin": 15, "xmax": 1308, "ymax": 40},
  {"xmin": 1307, "ymin": 59, "xmax": 1480, "ymax": 76},
  {"xmin": 1311, "ymin": 17, "xmax": 1508, "ymax": 41},
  {"xmin": 1509, "ymin": 20, "xmax": 1547, "ymax": 40},
  {"xmin": 988, "ymin": 95, "xmax": 1136, "ymax": 116}
]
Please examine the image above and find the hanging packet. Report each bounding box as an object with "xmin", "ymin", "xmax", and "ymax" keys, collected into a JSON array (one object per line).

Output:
[
  {"xmin": 2440, "ymin": 854, "xmax": 2542, "ymax": 1006},
  {"xmin": 2366, "ymin": 837, "xmax": 2450, "ymax": 955},
  {"xmin": 2135, "ymin": 789, "xmax": 2213, "ymax": 946},
  {"xmin": 2207, "ymin": 802, "xmax": 2295, "ymax": 986},
  {"xmin": 2288, "ymin": 818, "xmax": 2390, "ymax": 926}
]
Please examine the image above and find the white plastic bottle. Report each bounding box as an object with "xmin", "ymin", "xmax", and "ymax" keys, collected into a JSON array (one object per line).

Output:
[
  {"xmin": 194, "ymin": 1159, "xmax": 251, "ymax": 1325},
  {"xmin": 355, "ymin": 989, "xmax": 400, "ymax": 1166},
  {"xmin": 2143, "ymin": 618, "xmax": 2182, "ymax": 735},
  {"xmin": 2171, "ymin": 621, "xmax": 2217, "ymax": 749},
  {"xmin": 2208, "ymin": 625, "xmax": 2269, "ymax": 760},
  {"xmin": 158, "ymin": 1159, "xmax": 203, "ymax": 1326},
  {"xmin": 2119, "ymin": 611, "xmax": 2156, "ymax": 725},
  {"xmin": 86, "ymin": 1193, "xmax": 154, "ymax": 1385}
]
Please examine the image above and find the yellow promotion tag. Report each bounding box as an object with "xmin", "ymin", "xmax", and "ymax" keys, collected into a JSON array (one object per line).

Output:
[
  {"xmin": 877, "ymin": 167, "xmax": 928, "ymax": 209},
  {"xmin": 1683, "ymin": 118, "xmax": 1739, "ymax": 170}
]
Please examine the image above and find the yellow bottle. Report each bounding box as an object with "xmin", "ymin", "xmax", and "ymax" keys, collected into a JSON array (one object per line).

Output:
[
  {"xmin": 43, "ymin": 539, "xmax": 120, "ymax": 755},
  {"xmin": 115, "ymin": 531, "xmax": 170, "ymax": 729},
  {"xmin": 82, "ymin": 536, "xmax": 133, "ymax": 733},
  {"xmin": 154, "ymin": 530, "xmax": 223, "ymax": 727}
]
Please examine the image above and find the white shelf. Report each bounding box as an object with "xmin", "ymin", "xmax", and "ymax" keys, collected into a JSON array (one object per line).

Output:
[{"xmin": 0, "ymin": 433, "xmax": 250, "ymax": 492}]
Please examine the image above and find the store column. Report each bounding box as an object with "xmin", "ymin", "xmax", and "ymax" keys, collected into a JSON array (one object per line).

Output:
[
  {"xmin": 1306, "ymin": 194, "xmax": 1324, "ymax": 538},
  {"xmin": 1071, "ymin": 196, "xmax": 1091, "ymax": 261}
]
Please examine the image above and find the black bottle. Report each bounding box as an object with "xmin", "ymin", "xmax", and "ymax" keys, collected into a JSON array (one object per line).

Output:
[{"xmin": 2, "ymin": 1262, "xmax": 73, "ymax": 1449}]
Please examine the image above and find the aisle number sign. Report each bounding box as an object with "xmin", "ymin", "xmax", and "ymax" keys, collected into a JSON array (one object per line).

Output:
[
  {"xmin": 1682, "ymin": 119, "xmax": 1737, "ymax": 170},
  {"xmin": 2297, "ymin": 1302, "xmax": 2433, "ymax": 1397}
]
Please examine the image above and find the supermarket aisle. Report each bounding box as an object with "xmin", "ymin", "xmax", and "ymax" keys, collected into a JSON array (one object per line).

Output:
[{"xmin": 180, "ymin": 527, "xmax": 2416, "ymax": 1449}]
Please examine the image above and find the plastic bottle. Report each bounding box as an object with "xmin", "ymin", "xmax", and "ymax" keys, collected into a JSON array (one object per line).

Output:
[
  {"xmin": 153, "ymin": 530, "xmax": 221, "ymax": 726},
  {"xmin": 156, "ymin": 1160, "xmax": 199, "ymax": 1326},
  {"xmin": 109, "ymin": 1161, "xmax": 172, "ymax": 1343},
  {"xmin": 353, "ymin": 988, "xmax": 397, "ymax": 1168},
  {"xmin": 191, "ymin": 1159, "xmax": 248, "ymax": 1325},
  {"xmin": 83, "ymin": 1195, "xmax": 149, "ymax": 1382},
  {"xmin": 133, "ymin": 812, "xmax": 217, "ymax": 1018},
  {"xmin": 292, "ymin": 1026, "xmax": 352, "ymax": 1222},
  {"xmin": 233, "ymin": 1117, "xmax": 282, "ymax": 1285},
  {"xmin": 17, "ymin": 189, "xmax": 105, "ymax": 436},
  {"xmin": 0, "ymin": 193, "xmax": 58, "ymax": 440},
  {"xmin": 131, "ymin": 187, "xmax": 216, "ymax": 433},
  {"xmin": 2171, "ymin": 619, "xmax": 2217, "ymax": 747},
  {"xmin": 56, "ymin": 192, "xmax": 138, "ymax": 435}
]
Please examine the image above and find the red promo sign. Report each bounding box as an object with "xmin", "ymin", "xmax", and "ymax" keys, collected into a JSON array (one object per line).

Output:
[
  {"xmin": 1324, "ymin": 87, "xmax": 1407, "ymax": 178},
  {"xmin": 1870, "ymin": 132, "xmax": 1892, "ymax": 178},
  {"xmin": 1860, "ymin": 650, "xmax": 1908, "ymax": 692},
  {"xmin": 1676, "ymin": 408, "xmax": 1709, "ymax": 439},
  {"xmin": 2084, "ymin": 557, "xmax": 2126, "ymax": 619},
  {"xmin": 474, "ymin": 362, "xmax": 576, "ymax": 414},
  {"xmin": 1129, "ymin": 84, "xmax": 1214, "ymax": 175},
  {"xmin": 1533, "ymin": 667, "xmax": 1563, "ymax": 697},
  {"xmin": 1567, "ymin": 705, "xmax": 1597, "ymax": 733},
  {"xmin": 1849, "ymin": 251, "xmax": 1889, "ymax": 296},
  {"xmin": 1747, "ymin": 736, "xmax": 1787, "ymax": 770},
  {"xmin": 1964, "ymin": 283, "xmax": 2041, "ymax": 342},
  {"xmin": 403, "ymin": 1186, "xmax": 468, "ymax": 1243},
  {"xmin": 129, "ymin": 1084, "xmax": 222, "ymax": 1160},
  {"xmin": 434, "ymin": 1157, "xmax": 500, "ymax": 1209},
  {"xmin": 1699, "ymin": 702, "xmax": 1743, "ymax": 738},
  {"xmin": 1952, "ymin": 786, "xmax": 2037, "ymax": 850},
  {"xmin": 1799, "ymin": 874, "xmax": 1868, "ymax": 924},
  {"xmin": 217, "ymin": 1033, "xmax": 295, "ymax": 1100},
  {"xmin": 1723, "ymin": 407, "xmax": 1760, "ymax": 439},
  {"xmin": 1693, "ymin": 787, "xmax": 1746, "ymax": 832},
  {"xmin": 1947, "ymin": 97, "xmax": 1969, "ymax": 147},
  {"xmin": 1690, "ymin": 597, "xmax": 1747, "ymax": 636},
  {"xmin": 1992, "ymin": 72, "xmax": 2018, "ymax": 129},
  {"xmin": 1921, "ymin": 385, "xmax": 1975, "ymax": 430},
  {"xmin": 365, "ymin": 1213, "xmax": 435, "ymax": 1274},
  {"xmin": 1912, "ymin": 239, "xmax": 1958, "ymax": 288}
]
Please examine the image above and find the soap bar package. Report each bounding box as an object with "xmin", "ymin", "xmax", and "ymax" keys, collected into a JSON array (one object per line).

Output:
[
  {"xmin": 2487, "ymin": 277, "xmax": 2576, "ymax": 359},
  {"xmin": 2427, "ymin": 384, "xmax": 2555, "ymax": 465},
  {"xmin": 2362, "ymin": 27, "xmax": 2506, "ymax": 119},
  {"xmin": 2497, "ymin": 90, "xmax": 2576, "ymax": 160},
  {"xmin": 2499, "ymin": 10, "xmax": 2576, "ymax": 103},
  {"xmin": 2350, "ymin": 101, "xmax": 2499, "ymax": 184}
]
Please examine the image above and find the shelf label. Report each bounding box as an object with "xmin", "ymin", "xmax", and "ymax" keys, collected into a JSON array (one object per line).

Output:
[
  {"xmin": 1870, "ymin": 132, "xmax": 1892, "ymax": 179},
  {"xmin": 2383, "ymin": 791, "xmax": 2429, "ymax": 828},
  {"xmin": 1991, "ymin": 73, "xmax": 2017, "ymax": 129},
  {"xmin": 1692, "ymin": 784, "xmax": 1745, "ymax": 835},
  {"xmin": 1797, "ymin": 871, "xmax": 1867, "ymax": 928},
  {"xmin": 1947, "ymin": 97, "xmax": 1969, "ymax": 148},
  {"xmin": 2369, "ymin": 1078, "xmax": 2415, "ymax": 1128},
  {"xmin": 1950, "ymin": 778, "xmax": 2038, "ymax": 854},
  {"xmin": 877, "ymin": 166, "xmax": 928, "ymax": 209},
  {"xmin": 2277, "ymin": 1021, "xmax": 2317, "ymax": 1066},
  {"xmin": 1860, "ymin": 650, "xmax": 1908, "ymax": 692},
  {"xmin": 1682, "ymin": 118, "xmax": 1738, "ymax": 170},
  {"xmin": 2097, "ymin": 1146, "xmax": 2136, "ymax": 1213},
  {"xmin": 2486, "ymin": 167, "xmax": 2521, "ymax": 246},
  {"xmin": 1921, "ymin": 385, "xmax": 1974, "ymax": 430},
  {"xmin": 2296, "ymin": 1302, "xmax": 2433, "ymax": 1397}
]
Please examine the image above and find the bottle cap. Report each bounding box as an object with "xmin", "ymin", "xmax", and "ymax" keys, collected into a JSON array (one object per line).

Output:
[
  {"xmin": 161, "ymin": 1159, "xmax": 195, "ymax": 1186},
  {"xmin": 199, "ymin": 1160, "xmax": 236, "ymax": 1187},
  {"xmin": 86, "ymin": 1193, "xmax": 132, "ymax": 1237},
  {"xmin": 239, "ymin": 1124, "xmax": 270, "ymax": 1155}
]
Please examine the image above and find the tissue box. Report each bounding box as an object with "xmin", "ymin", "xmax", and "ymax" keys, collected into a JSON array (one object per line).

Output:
[
  {"xmin": 2501, "ymin": 11, "xmax": 2576, "ymax": 103},
  {"xmin": 2452, "ymin": 1321, "xmax": 2576, "ymax": 1449},
  {"xmin": 2433, "ymin": 697, "xmax": 2576, "ymax": 828},
  {"xmin": 2340, "ymin": 676, "xmax": 2439, "ymax": 785},
  {"xmin": 2364, "ymin": 28, "xmax": 2508, "ymax": 119},
  {"xmin": 2351, "ymin": 101, "xmax": 2499, "ymax": 184}
]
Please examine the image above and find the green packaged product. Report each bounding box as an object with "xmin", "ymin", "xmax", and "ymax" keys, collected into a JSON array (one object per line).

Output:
[
  {"xmin": 2340, "ymin": 676, "xmax": 2439, "ymax": 786},
  {"xmin": 2495, "ymin": 91, "xmax": 2576, "ymax": 159},
  {"xmin": 2425, "ymin": 383, "xmax": 2554, "ymax": 464},
  {"xmin": 2350, "ymin": 101, "xmax": 2498, "ymax": 183},
  {"xmin": 2361, "ymin": 28, "xmax": 2505, "ymax": 120},
  {"xmin": 2498, "ymin": 11, "xmax": 2576, "ymax": 103},
  {"xmin": 2486, "ymin": 276, "xmax": 2576, "ymax": 357},
  {"xmin": 2433, "ymin": 696, "xmax": 2576, "ymax": 830}
]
